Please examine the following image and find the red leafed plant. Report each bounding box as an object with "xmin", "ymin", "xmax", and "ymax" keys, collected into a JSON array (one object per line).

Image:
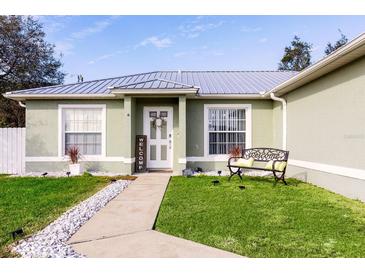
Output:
[
  {"xmin": 67, "ymin": 146, "xmax": 81, "ymax": 164},
  {"xmin": 229, "ymin": 145, "xmax": 242, "ymax": 158}
]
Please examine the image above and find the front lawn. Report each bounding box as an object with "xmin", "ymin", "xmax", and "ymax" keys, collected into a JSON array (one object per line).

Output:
[
  {"xmin": 0, "ymin": 174, "xmax": 135, "ymax": 257},
  {"xmin": 155, "ymin": 176, "xmax": 365, "ymax": 257}
]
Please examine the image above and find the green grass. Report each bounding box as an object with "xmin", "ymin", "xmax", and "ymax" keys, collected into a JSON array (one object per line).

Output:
[
  {"xmin": 155, "ymin": 176, "xmax": 365, "ymax": 257},
  {"xmin": 0, "ymin": 174, "xmax": 135, "ymax": 257}
]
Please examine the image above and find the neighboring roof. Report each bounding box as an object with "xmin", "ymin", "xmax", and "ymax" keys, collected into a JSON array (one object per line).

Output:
[
  {"xmin": 268, "ymin": 32, "xmax": 365, "ymax": 97},
  {"xmin": 5, "ymin": 71, "xmax": 297, "ymax": 99}
]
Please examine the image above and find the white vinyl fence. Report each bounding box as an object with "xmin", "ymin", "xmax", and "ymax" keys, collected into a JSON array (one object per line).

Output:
[{"xmin": 0, "ymin": 128, "xmax": 25, "ymax": 174}]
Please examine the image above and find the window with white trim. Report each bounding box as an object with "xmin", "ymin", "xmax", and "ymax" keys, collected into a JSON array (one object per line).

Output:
[
  {"xmin": 62, "ymin": 108, "xmax": 103, "ymax": 155},
  {"xmin": 207, "ymin": 108, "xmax": 246, "ymax": 155}
]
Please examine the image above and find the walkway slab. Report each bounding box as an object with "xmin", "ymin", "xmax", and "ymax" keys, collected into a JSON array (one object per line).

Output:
[
  {"xmin": 72, "ymin": 230, "xmax": 241, "ymax": 258},
  {"xmin": 68, "ymin": 173, "xmax": 241, "ymax": 257},
  {"xmin": 68, "ymin": 175, "xmax": 169, "ymax": 243}
]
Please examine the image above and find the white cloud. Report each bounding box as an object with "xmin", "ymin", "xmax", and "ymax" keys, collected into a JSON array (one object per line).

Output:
[
  {"xmin": 87, "ymin": 48, "xmax": 130, "ymax": 65},
  {"xmin": 53, "ymin": 16, "xmax": 119, "ymax": 57},
  {"xmin": 71, "ymin": 17, "xmax": 118, "ymax": 39},
  {"xmin": 41, "ymin": 16, "xmax": 71, "ymax": 34},
  {"xmin": 241, "ymin": 26, "xmax": 262, "ymax": 33},
  {"xmin": 137, "ymin": 36, "xmax": 172, "ymax": 49},
  {"xmin": 54, "ymin": 40, "xmax": 74, "ymax": 56},
  {"xmin": 178, "ymin": 17, "xmax": 225, "ymax": 39},
  {"xmin": 258, "ymin": 37, "xmax": 268, "ymax": 43},
  {"xmin": 88, "ymin": 54, "xmax": 114, "ymax": 64}
]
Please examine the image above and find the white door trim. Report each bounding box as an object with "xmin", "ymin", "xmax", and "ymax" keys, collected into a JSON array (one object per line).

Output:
[{"xmin": 143, "ymin": 106, "xmax": 173, "ymax": 169}]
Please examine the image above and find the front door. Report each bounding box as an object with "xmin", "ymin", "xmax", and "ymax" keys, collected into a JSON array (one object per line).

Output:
[{"xmin": 143, "ymin": 107, "xmax": 173, "ymax": 169}]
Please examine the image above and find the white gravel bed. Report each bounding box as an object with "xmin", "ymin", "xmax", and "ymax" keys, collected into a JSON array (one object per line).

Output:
[{"xmin": 12, "ymin": 180, "xmax": 132, "ymax": 258}]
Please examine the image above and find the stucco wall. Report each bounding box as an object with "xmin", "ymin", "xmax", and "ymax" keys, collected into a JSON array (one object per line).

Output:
[
  {"xmin": 25, "ymin": 99, "xmax": 127, "ymax": 173},
  {"xmin": 284, "ymin": 56, "xmax": 365, "ymax": 169},
  {"xmin": 278, "ymin": 56, "xmax": 365, "ymax": 201}
]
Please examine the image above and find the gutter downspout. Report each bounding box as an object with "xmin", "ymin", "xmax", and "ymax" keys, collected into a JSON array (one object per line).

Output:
[
  {"xmin": 18, "ymin": 101, "xmax": 26, "ymax": 108},
  {"xmin": 270, "ymin": 93, "xmax": 287, "ymax": 150}
]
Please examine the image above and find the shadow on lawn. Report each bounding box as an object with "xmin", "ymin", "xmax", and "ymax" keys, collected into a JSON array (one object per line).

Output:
[{"xmin": 209, "ymin": 175, "xmax": 303, "ymax": 187}]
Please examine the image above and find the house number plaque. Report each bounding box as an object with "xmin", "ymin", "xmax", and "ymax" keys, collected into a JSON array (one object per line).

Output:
[{"xmin": 135, "ymin": 135, "xmax": 147, "ymax": 172}]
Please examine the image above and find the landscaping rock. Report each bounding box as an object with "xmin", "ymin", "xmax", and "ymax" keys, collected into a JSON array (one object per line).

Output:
[{"xmin": 12, "ymin": 180, "xmax": 132, "ymax": 258}]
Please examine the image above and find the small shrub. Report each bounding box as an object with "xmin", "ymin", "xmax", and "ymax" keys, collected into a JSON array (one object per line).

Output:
[
  {"xmin": 66, "ymin": 146, "xmax": 81, "ymax": 164},
  {"xmin": 229, "ymin": 146, "xmax": 242, "ymax": 157}
]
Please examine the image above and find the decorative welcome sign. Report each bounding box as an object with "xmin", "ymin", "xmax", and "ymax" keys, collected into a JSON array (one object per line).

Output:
[{"xmin": 135, "ymin": 135, "xmax": 147, "ymax": 172}]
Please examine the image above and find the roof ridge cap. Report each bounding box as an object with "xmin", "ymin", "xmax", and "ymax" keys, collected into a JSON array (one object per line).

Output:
[{"xmin": 115, "ymin": 77, "xmax": 195, "ymax": 88}]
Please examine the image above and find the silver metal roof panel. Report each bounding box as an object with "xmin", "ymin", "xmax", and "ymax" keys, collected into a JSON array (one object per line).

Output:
[{"xmin": 9, "ymin": 70, "xmax": 297, "ymax": 96}]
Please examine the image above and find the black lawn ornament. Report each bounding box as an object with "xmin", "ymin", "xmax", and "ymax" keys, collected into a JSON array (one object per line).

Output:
[
  {"xmin": 66, "ymin": 171, "xmax": 71, "ymax": 177},
  {"xmin": 212, "ymin": 180, "xmax": 219, "ymax": 186},
  {"xmin": 217, "ymin": 170, "xmax": 222, "ymax": 176},
  {"xmin": 11, "ymin": 228, "xmax": 24, "ymax": 240},
  {"xmin": 42, "ymin": 172, "xmax": 48, "ymax": 177}
]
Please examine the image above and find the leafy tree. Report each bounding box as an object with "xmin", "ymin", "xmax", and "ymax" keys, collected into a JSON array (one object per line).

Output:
[
  {"xmin": 0, "ymin": 16, "xmax": 65, "ymax": 127},
  {"xmin": 278, "ymin": 36, "xmax": 313, "ymax": 71},
  {"xmin": 324, "ymin": 30, "xmax": 348, "ymax": 55}
]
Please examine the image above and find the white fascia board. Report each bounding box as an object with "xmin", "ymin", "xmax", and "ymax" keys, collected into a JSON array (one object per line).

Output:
[
  {"xmin": 3, "ymin": 93, "xmax": 116, "ymax": 101},
  {"xmin": 193, "ymin": 94, "xmax": 265, "ymax": 99}
]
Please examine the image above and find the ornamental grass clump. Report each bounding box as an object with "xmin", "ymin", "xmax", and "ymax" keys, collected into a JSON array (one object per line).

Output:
[
  {"xmin": 229, "ymin": 146, "xmax": 242, "ymax": 158},
  {"xmin": 67, "ymin": 146, "xmax": 82, "ymax": 175},
  {"xmin": 67, "ymin": 146, "xmax": 81, "ymax": 164}
]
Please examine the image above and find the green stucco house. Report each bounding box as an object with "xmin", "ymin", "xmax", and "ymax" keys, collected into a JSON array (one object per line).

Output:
[{"xmin": 4, "ymin": 33, "xmax": 365, "ymax": 201}]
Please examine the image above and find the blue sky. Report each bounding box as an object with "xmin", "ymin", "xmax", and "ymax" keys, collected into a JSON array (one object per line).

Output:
[{"xmin": 37, "ymin": 16, "xmax": 365, "ymax": 83}]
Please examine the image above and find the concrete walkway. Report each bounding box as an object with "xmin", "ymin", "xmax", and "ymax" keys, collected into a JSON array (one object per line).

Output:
[{"xmin": 68, "ymin": 173, "xmax": 241, "ymax": 258}]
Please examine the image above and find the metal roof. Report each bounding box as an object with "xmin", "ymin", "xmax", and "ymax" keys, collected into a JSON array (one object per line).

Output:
[
  {"xmin": 116, "ymin": 78, "xmax": 196, "ymax": 89},
  {"xmin": 8, "ymin": 70, "xmax": 297, "ymax": 96}
]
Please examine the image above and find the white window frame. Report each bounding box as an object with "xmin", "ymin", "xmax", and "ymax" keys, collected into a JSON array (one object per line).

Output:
[
  {"xmin": 58, "ymin": 104, "xmax": 106, "ymax": 160},
  {"xmin": 203, "ymin": 104, "xmax": 252, "ymax": 160}
]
